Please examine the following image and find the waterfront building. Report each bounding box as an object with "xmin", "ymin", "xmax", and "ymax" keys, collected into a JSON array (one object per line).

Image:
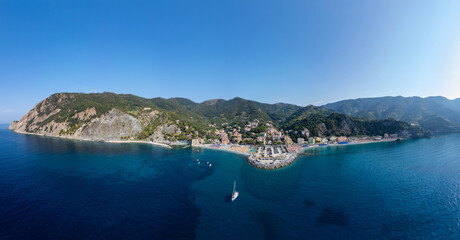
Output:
[
  {"xmin": 284, "ymin": 136, "xmax": 294, "ymax": 145},
  {"xmin": 220, "ymin": 133, "xmax": 230, "ymax": 144},
  {"xmin": 337, "ymin": 136, "xmax": 348, "ymax": 142},
  {"xmin": 297, "ymin": 138, "xmax": 305, "ymax": 145},
  {"xmin": 236, "ymin": 133, "xmax": 242, "ymax": 142},
  {"xmin": 304, "ymin": 129, "xmax": 310, "ymax": 138}
]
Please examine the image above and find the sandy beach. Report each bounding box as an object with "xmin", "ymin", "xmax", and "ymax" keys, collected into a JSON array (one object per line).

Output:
[
  {"xmin": 301, "ymin": 138, "xmax": 400, "ymax": 151},
  {"xmin": 192, "ymin": 144, "xmax": 251, "ymax": 157}
]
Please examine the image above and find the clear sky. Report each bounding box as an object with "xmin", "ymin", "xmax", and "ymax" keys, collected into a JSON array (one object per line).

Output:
[{"xmin": 1, "ymin": 0, "xmax": 460, "ymax": 123}]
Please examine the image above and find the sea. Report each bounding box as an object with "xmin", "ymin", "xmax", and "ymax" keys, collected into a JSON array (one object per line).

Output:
[{"xmin": 1, "ymin": 124, "xmax": 459, "ymax": 239}]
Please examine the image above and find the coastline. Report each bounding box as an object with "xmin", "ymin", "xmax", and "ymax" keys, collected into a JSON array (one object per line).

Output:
[
  {"xmin": 9, "ymin": 129, "xmax": 253, "ymax": 156},
  {"xmin": 192, "ymin": 144, "xmax": 251, "ymax": 157},
  {"xmin": 300, "ymin": 138, "xmax": 401, "ymax": 152},
  {"xmin": 106, "ymin": 140, "xmax": 173, "ymax": 148},
  {"xmin": 194, "ymin": 138, "xmax": 403, "ymax": 163},
  {"xmin": 9, "ymin": 129, "xmax": 173, "ymax": 149},
  {"xmin": 9, "ymin": 129, "xmax": 405, "ymax": 169}
]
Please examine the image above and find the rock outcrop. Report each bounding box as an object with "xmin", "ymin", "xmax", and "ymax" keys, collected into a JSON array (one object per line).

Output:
[
  {"xmin": 78, "ymin": 109, "xmax": 143, "ymax": 141},
  {"xmin": 8, "ymin": 93, "xmax": 150, "ymax": 141},
  {"xmin": 8, "ymin": 93, "xmax": 73, "ymax": 133},
  {"xmin": 149, "ymin": 124, "xmax": 181, "ymax": 142},
  {"xmin": 8, "ymin": 93, "xmax": 190, "ymax": 143}
]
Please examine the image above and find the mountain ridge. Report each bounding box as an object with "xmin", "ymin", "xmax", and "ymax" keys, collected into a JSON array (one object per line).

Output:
[
  {"xmin": 9, "ymin": 93, "xmax": 439, "ymax": 143},
  {"xmin": 323, "ymin": 96, "xmax": 460, "ymax": 133}
]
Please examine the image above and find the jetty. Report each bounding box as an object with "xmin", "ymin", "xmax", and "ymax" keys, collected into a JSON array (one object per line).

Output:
[
  {"xmin": 247, "ymin": 145, "xmax": 297, "ymax": 169},
  {"xmin": 298, "ymin": 152, "xmax": 318, "ymax": 156}
]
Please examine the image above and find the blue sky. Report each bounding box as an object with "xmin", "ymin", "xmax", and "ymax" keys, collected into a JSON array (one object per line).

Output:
[{"xmin": 1, "ymin": 0, "xmax": 460, "ymax": 123}]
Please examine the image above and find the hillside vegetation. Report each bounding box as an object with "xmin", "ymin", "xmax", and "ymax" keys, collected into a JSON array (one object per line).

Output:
[
  {"xmin": 282, "ymin": 106, "xmax": 427, "ymax": 141},
  {"xmin": 10, "ymin": 92, "xmax": 433, "ymax": 142},
  {"xmin": 323, "ymin": 96, "xmax": 460, "ymax": 133}
]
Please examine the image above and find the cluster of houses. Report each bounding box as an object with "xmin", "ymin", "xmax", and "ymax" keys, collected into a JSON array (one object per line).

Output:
[
  {"xmin": 213, "ymin": 120, "xmax": 288, "ymax": 145},
  {"xmin": 190, "ymin": 119, "xmax": 399, "ymax": 147},
  {"xmin": 244, "ymin": 119, "xmax": 260, "ymax": 132},
  {"xmin": 187, "ymin": 120, "xmax": 404, "ymax": 170},
  {"xmin": 255, "ymin": 131, "xmax": 285, "ymax": 144},
  {"xmin": 296, "ymin": 134, "xmax": 398, "ymax": 146},
  {"xmin": 296, "ymin": 135, "xmax": 349, "ymax": 145},
  {"xmin": 246, "ymin": 120, "xmax": 286, "ymax": 144}
]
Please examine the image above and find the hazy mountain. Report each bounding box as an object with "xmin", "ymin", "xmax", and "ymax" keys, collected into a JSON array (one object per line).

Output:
[
  {"xmin": 323, "ymin": 96, "xmax": 460, "ymax": 133},
  {"xmin": 282, "ymin": 105, "xmax": 428, "ymax": 140}
]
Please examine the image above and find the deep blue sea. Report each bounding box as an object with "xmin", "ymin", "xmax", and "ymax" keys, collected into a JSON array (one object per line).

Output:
[{"xmin": 1, "ymin": 124, "xmax": 460, "ymax": 239}]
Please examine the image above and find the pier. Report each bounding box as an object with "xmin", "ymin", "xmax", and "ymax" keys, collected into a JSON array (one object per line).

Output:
[
  {"xmin": 246, "ymin": 145, "xmax": 298, "ymax": 169},
  {"xmin": 298, "ymin": 152, "xmax": 318, "ymax": 156},
  {"xmin": 247, "ymin": 153, "xmax": 297, "ymax": 169}
]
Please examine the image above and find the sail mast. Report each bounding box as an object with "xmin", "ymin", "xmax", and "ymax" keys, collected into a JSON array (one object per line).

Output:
[{"xmin": 233, "ymin": 181, "xmax": 236, "ymax": 195}]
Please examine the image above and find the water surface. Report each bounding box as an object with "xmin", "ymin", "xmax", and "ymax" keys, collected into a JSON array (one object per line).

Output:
[{"xmin": 1, "ymin": 126, "xmax": 459, "ymax": 239}]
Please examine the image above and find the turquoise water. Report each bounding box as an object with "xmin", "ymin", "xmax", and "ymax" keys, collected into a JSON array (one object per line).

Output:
[{"xmin": 1, "ymin": 124, "xmax": 460, "ymax": 239}]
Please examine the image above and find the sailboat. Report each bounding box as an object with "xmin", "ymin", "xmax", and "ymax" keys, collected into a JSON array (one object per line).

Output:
[{"xmin": 231, "ymin": 181, "xmax": 239, "ymax": 202}]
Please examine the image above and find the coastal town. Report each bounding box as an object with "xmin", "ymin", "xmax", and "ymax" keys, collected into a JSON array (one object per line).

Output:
[
  {"xmin": 8, "ymin": 92, "xmax": 426, "ymax": 171},
  {"xmin": 166, "ymin": 119, "xmax": 401, "ymax": 169},
  {"xmin": 7, "ymin": 91, "xmax": 411, "ymax": 171}
]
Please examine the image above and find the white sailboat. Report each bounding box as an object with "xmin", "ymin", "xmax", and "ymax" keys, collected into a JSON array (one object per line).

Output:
[{"xmin": 231, "ymin": 181, "xmax": 239, "ymax": 202}]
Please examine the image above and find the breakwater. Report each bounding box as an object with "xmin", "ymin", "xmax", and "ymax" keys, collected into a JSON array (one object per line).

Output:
[{"xmin": 247, "ymin": 153, "xmax": 297, "ymax": 170}]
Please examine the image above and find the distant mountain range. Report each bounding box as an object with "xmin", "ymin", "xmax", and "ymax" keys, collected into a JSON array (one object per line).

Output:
[
  {"xmin": 9, "ymin": 93, "xmax": 435, "ymax": 143},
  {"xmin": 323, "ymin": 96, "xmax": 460, "ymax": 133}
]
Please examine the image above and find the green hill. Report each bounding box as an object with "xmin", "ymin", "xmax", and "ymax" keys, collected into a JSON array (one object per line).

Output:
[
  {"xmin": 192, "ymin": 97, "xmax": 273, "ymax": 125},
  {"xmin": 10, "ymin": 92, "xmax": 433, "ymax": 142},
  {"xmin": 323, "ymin": 96, "xmax": 460, "ymax": 133},
  {"xmin": 282, "ymin": 105, "xmax": 429, "ymax": 140}
]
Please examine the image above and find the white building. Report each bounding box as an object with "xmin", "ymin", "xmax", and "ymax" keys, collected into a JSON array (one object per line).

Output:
[{"xmin": 297, "ymin": 138, "xmax": 305, "ymax": 145}]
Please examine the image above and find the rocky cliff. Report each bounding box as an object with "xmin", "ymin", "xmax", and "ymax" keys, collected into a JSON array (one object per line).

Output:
[{"xmin": 8, "ymin": 93, "xmax": 188, "ymax": 142}]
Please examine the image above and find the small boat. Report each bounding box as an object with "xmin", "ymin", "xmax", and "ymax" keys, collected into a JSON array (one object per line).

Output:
[
  {"xmin": 231, "ymin": 181, "xmax": 239, "ymax": 202},
  {"xmin": 209, "ymin": 163, "xmax": 212, "ymax": 167}
]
